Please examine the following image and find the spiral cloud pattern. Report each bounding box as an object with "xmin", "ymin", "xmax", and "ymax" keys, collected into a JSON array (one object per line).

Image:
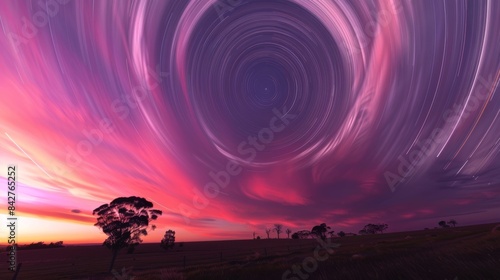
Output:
[{"xmin": 0, "ymin": 0, "xmax": 499, "ymax": 241}]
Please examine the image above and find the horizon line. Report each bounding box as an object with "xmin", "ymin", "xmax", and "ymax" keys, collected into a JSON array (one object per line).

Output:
[{"xmin": 1, "ymin": 221, "xmax": 499, "ymax": 246}]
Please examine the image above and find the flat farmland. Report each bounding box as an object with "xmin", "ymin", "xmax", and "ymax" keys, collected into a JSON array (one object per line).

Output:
[{"xmin": 1, "ymin": 223, "xmax": 500, "ymax": 280}]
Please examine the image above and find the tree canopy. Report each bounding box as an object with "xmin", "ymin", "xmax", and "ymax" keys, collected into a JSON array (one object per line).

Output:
[
  {"xmin": 161, "ymin": 229, "xmax": 175, "ymax": 250},
  {"xmin": 93, "ymin": 196, "xmax": 162, "ymax": 271},
  {"xmin": 292, "ymin": 230, "xmax": 311, "ymax": 239},
  {"xmin": 438, "ymin": 220, "xmax": 449, "ymax": 228},
  {"xmin": 311, "ymin": 223, "xmax": 331, "ymax": 240},
  {"xmin": 359, "ymin": 223, "xmax": 388, "ymax": 234}
]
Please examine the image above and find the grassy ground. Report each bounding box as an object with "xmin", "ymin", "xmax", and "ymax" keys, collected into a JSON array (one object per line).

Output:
[{"xmin": 1, "ymin": 222, "xmax": 499, "ymax": 279}]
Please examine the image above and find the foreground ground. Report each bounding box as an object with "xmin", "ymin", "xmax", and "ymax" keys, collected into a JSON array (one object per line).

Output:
[{"xmin": 1, "ymin": 222, "xmax": 499, "ymax": 279}]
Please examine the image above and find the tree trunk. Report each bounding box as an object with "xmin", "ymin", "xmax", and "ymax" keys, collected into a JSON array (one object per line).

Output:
[{"xmin": 108, "ymin": 249, "xmax": 119, "ymax": 272}]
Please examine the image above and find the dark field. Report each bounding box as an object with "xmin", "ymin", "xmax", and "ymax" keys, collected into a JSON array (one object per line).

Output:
[{"xmin": 2, "ymin": 223, "xmax": 500, "ymax": 280}]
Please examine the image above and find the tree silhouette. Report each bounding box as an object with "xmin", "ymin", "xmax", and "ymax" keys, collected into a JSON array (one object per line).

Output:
[
  {"xmin": 448, "ymin": 219, "xmax": 457, "ymax": 227},
  {"xmin": 274, "ymin": 224, "xmax": 283, "ymax": 239},
  {"xmin": 378, "ymin": 224, "xmax": 389, "ymax": 233},
  {"xmin": 360, "ymin": 223, "xmax": 388, "ymax": 234},
  {"xmin": 337, "ymin": 231, "xmax": 346, "ymax": 237},
  {"xmin": 285, "ymin": 229, "xmax": 292, "ymax": 239},
  {"xmin": 93, "ymin": 196, "xmax": 162, "ymax": 272},
  {"xmin": 328, "ymin": 230, "xmax": 335, "ymax": 238},
  {"xmin": 438, "ymin": 220, "xmax": 449, "ymax": 228},
  {"xmin": 161, "ymin": 230, "xmax": 175, "ymax": 250},
  {"xmin": 265, "ymin": 228, "xmax": 271, "ymax": 239},
  {"xmin": 293, "ymin": 230, "xmax": 311, "ymax": 239},
  {"xmin": 311, "ymin": 223, "xmax": 330, "ymax": 240}
]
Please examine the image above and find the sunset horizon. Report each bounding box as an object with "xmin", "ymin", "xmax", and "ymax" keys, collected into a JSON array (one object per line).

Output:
[{"xmin": 2, "ymin": 219, "xmax": 499, "ymax": 246}]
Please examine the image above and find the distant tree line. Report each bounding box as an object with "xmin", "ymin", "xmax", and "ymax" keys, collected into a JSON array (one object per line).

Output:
[
  {"xmin": 438, "ymin": 219, "xmax": 457, "ymax": 228},
  {"xmin": 253, "ymin": 222, "xmax": 390, "ymax": 241},
  {"xmin": 6, "ymin": 241, "xmax": 64, "ymax": 251},
  {"xmin": 255, "ymin": 218, "xmax": 460, "ymax": 241},
  {"xmin": 358, "ymin": 224, "xmax": 389, "ymax": 235},
  {"xmin": 294, "ymin": 223, "xmax": 388, "ymax": 239}
]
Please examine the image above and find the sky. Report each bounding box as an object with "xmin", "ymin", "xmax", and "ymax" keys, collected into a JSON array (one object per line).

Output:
[{"xmin": 0, "ymin": 0, "xmax": 499, "ymax": 244}]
